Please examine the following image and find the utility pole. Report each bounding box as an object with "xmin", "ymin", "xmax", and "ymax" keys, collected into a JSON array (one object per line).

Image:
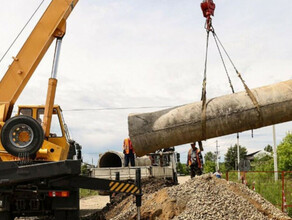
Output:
[
  {"xmin": 237, "ymin": 133, "xmax": 240, "ymax": 180},
  {"xmin": 273, "ymin": 125, "xmax": 278, "ymax": 181},
  {"xmin": 215, "ymin": 140, "xmax": 220, "ymax": 171}
]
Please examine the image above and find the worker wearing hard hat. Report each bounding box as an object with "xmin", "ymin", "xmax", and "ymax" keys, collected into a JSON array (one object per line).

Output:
[
  {"xmin": 187, "ymin": 142, "xmax": 203, "ymax": 178},
  {"xmin": 123, "ymin": 138, "xmax": 135, "ymax": 167}
]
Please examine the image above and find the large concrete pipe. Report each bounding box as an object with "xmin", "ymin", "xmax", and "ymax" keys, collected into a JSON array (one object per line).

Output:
[
  {"xmin": 98, "ymin": 151, "xmax": 124, "ymax": 168},
  {"xmin": 128, "ymin": 80, "xmax": 292, "ymax": 156},
  {"xmin": 98, "ymin": 151, "xmax": 152, "ymax": 167}
]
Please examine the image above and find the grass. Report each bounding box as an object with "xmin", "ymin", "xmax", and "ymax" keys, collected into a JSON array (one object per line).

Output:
[{"xmin": 80, "ymin": 188, "xmax": 99, "ymax": 198}]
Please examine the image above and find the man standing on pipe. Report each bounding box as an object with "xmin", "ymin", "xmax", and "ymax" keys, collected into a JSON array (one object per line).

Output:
[
  {"xmin": 187, "ymin": 142, "xmax": 203, "ymax": 178},
  {"xmin": 123, "ymin": 137, "xmax": 135, "ymax": 167}
]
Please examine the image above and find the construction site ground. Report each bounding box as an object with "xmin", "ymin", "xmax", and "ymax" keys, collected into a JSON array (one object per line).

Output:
[
  {"xmin": 17, "ymin": 175, "xmax": 291, "ymax": 220},
  {"xmin": 80, "ymin": 176, "xmax": 187, "ymax": 211},
  {"xmin": 101, "ymin": 175, "xmax": 291, "ymax": 220},
  {"xmin": 77, "ymin": 174, "xmax": 291, "ymax": 219}
]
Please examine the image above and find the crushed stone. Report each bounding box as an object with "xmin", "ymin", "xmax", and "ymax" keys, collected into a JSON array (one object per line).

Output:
[{"xmin": 109, "ymin": 174, "xmax": 291, "ymax": 220}]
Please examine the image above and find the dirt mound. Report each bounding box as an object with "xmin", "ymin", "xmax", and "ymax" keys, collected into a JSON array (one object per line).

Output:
[
  {"xmin": 104, "ymin": 177, "xmax": 174, "ymax": 219},
  {"xmin": 110, "ymin": 174, "xmax": 291, "ymax": 220},
  {"xmin": 82, "ymin": 177, "xmax": 174, "ymax": 220}
]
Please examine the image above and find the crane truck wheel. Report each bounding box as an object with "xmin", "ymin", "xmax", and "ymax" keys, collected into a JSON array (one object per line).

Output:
[{"xmin": 1, "ymin": 115, "xmax": 44, "ymax": 157}]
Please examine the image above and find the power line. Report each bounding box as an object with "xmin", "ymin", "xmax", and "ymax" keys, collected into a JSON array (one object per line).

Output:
[
  {"xmin": 0, "ymin": 0, "xmax": 45, "ymax": 64},
  {"xmin": 62, "ymin": 105, "xmax": 174, "ymax": 112}
]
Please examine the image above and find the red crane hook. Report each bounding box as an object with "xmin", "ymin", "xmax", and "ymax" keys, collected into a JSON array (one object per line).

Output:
[{"xmin": 201, "ymin": 0, "xmax": 216, "ymax": 31}]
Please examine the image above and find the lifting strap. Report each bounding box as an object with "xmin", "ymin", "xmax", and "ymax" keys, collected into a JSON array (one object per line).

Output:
[
  {"xmin": 200, "ymin": 24, "xmax": 263, "ymax": 141},
  {"xmin": 212, "ymin": 30, "xmax": 263, "ymax": 124},
  {"xmin": 200, "ymin": 31, "xmax": 210, "ymax": 140}
]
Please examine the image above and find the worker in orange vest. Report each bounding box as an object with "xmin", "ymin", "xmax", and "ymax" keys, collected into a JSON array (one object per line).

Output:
[
  {"xmin": 123, "ymin": 138, "xmax": 135, "ymax": 167},
  {"xmin": 187, "ymin": 142, "xmax": 203, "ymax": 178}
]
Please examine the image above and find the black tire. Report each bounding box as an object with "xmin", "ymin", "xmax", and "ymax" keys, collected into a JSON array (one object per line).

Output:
[{"xmin": 1, "ymin": 115, "xmax": 44, "ymax": 157}]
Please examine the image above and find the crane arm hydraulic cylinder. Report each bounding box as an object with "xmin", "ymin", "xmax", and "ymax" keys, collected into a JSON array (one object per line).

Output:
[{"xmin": 42, "ymin": 38, "xmax": 62, "ymax": 137}]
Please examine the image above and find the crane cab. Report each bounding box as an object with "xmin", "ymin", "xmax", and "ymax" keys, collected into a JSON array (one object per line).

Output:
[{"xmin": 0, "ymin": 105, "xmax": 71, "ymax": 162}]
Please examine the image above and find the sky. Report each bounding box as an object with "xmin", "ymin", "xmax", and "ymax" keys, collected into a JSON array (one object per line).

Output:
[{"xmin": 0, "ymin": 0, "xmax": 291, "ymax": 165}]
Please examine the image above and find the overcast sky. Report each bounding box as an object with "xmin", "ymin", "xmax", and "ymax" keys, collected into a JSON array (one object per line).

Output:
[{"xmin": 0, "ymin": 0, "xmax": 291, "ymax": 165}]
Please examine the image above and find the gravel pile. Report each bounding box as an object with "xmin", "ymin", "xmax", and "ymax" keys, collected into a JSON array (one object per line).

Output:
[
  {"xmin": 111, "ymin": 174, "xmax": 291, "ymax": 220},
  {"xmin": 171, "ymin": 174, "xmax": 289, "ymax": 220}
]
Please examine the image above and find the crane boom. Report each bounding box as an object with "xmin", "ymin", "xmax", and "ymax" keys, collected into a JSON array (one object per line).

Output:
[{"xmin": 0, "ymin": 0, "xmax": 78, "ymax": 123}]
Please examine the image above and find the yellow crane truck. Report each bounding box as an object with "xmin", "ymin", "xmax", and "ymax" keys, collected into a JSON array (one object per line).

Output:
[{"xmin": 0, "ymin": 1, "xmax": 141, "ymax": 219}]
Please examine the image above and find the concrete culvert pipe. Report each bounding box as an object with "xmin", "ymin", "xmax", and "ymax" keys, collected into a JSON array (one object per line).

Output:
[
  {"xmin": 98, "ymin": 151, "xmax": 124, "ymax": 168},
  {"xmin": 128, "ymin": 79, "xmax": 292, "ymax": 156},
  {"xmin": 98, "ymin": 151, "xmax": 152, "ymax": 167}
]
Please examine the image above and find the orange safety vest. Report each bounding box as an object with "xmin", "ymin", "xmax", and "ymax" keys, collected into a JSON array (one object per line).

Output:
[
  {"xmin": 123, "ymin": 138, "xmax": 134, "ymax": 154},
  {"xmin": 188, "ymin": 148, "xmax": 202, "ymax": 168}
]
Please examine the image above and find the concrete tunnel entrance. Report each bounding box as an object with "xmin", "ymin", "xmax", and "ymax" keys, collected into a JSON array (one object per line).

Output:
[{"xmin": 98, "ymin": 151, "xmax": 123, "ymax": 167}]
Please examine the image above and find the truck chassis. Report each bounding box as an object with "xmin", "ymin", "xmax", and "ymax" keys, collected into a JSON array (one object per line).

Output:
[{"xmin": 0, "ymin": 160, "xmax": 142, "ymax": 220}]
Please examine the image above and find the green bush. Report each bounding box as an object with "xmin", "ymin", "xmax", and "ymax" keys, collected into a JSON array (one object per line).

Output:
[
  {"xmin": 277, "ymin": 133, "xmax": 292, "ymax": 171},
  {"xmin": 80, "ymin": 188, "xmax": 98, "ymax": 198},
  {"xmin": 204, "ymin": 160, "xmax": 216, "ymax": 173},
  {"xmin": 177, "ymin": 162, "xmax": 189, "ymax": 175}
]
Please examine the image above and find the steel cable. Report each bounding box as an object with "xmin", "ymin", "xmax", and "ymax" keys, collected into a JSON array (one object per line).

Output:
[{"xmin": 0, "ymin": 0, "xmax": 45, "ymax": 64}]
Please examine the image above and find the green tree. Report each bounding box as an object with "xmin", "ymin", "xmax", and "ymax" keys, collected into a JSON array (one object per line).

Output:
[
  {"xmin": 224, "ymin": 144, "xmax": 247, "ymax": 171},
  {"xmin": 219, "ymin": 162, "xmax": 226, "ymax": 173},
  {"xmin": 252, "ymin": 156, "xmax": 273, "ymax": 171},
  {"xmin": 203, "ymin": 151, "xmax": 217, "ymax": 173},
  {"xmin": 264, "ymin": 144, "xmax": 273, "ymax": 153},
  {"xmin": 177, "ymin": 162, "xmax": 189, "ymax": 175},
  {"xmin": 81, "ymin": 164, "xmax": 90, "ymax": 176},
  {"xmin": 277, "ymin": 133, "xmax": 292, "ymax": 171},
  {"xmin": 204, "ymin": 160, "xmax": 216, "ymax": 173},
  {"xmin": 204, "ymin": 151, "xmax": 216, "ymax": 162}
]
